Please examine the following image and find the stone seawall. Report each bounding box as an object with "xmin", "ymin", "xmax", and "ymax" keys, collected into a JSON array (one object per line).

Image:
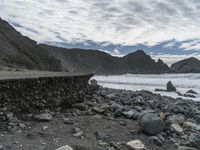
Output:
[{"xmin": 0, "ymin": 73, "xmax": 93, "ymax": 113}]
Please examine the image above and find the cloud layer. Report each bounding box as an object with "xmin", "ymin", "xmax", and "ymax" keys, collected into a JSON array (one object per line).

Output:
[{"xmin": 0, "ymin": 0, "xmax": 200, "ymax": 55}]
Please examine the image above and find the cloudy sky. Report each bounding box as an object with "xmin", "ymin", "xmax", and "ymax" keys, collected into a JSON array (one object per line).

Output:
[{"xmin": 1, "ymin": 0, "xmax": 200, "ymax": 64}]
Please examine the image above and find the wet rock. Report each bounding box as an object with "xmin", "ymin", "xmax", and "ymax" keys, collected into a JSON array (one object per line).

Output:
[
  {"xmin": 186, "ymin": 90, "xmax": 198, "ymax": 95},
  {"xmin": 167, "ymin": 81, "xmax": 177, "ymax": 92},
  {"xmin": 56, "ymin": 145, "xmax": 73, "ymax": 150},
  {"xmin": 34, "ymin": 113, "xmax": 52, "ymax": 121},
  {"xmin": 189, "ymin": 134, "xmax": 200, "ymax": 149},
  {"xmin": 138, "ymin": 114, "xmax": 165, "ymax": 135},
  {"xmin": 127, "ymin": 140, "xmax": 146, "ymax": 150},
  {"xmin": 171, "ymin": 124, "xmax": 183, "ymax": 134},
  {"xmin": 167, "ymin": 115, "xmax": 185, "ymax": 125}
]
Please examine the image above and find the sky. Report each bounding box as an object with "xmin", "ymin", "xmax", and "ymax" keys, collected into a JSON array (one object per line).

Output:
[{"xmin": 1, "ymin": 0, "xmax": 200, "ymax": 65}]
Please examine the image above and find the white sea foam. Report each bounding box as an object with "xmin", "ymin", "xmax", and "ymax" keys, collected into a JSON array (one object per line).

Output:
[{"xmin": 93, "ymin": 73, "xmax": 200, "ymax": 101}]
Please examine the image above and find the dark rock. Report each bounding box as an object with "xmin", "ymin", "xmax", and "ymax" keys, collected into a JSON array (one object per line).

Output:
[
  {"xmin": 167, "ymin": 81, "xmax": 177, "ymax": 92},
  {"xmin": 183, "ymin": 94, "xmax": 196, "ymax": 98},
  {"xmin": 194, "ymin": 115, "xmax": 200, "ymax": 124},
  {"xmin": 186, "ymin": 90, "xmax": 198, "ymax": 95},
  {"xmin": 189, "ymin": 134, "xmax": 200, "ymax": 149},
  {"xmin": 171, "ymin": 57, "xmax": 200, "ymax": 73},
  {"xmin": 155, "ymin": 88, "xmax": 165, "ymax": 92},
  {"xmin": 89, "ymin": 79, "xmax": 99, "ymax": 91},
  {"xmin": 138, "ymin": 114, "xmax": 165, "ymax": 135}
]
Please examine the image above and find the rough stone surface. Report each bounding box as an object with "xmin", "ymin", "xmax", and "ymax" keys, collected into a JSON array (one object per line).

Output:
[
  {"xmin": 167, "ymin": 81, "xmax": 177, "ymax": 92},
  {"xmin": 0, "ymin": 73, "xmax": 92, "ymax": 113},
  {"xmin": 138, "ymin": 114, "xmax": 165, "ymax": 135}
]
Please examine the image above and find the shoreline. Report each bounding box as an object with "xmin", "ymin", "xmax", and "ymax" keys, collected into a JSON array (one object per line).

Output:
[{"xmin": 0, "ymin": 81, "xmax": 200, "ymax": 149}]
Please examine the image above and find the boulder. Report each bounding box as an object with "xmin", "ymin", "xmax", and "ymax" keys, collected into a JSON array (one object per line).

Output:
[
  {"xmin": 56, "ymin": 145, "xmax": 73, "ymax": 150},
  {"xmin": 138, "ymin": 114, "xmax": 165, "ymax": 135},
  {"xmin": 89, "ymin": 79, "xmax": 99, "ymax": 91},
  {"xmin": 127, "ymin": 140, "xmax": 146, "ymax": 150},
  {"xmin": 167, "ymin": 81, "xmax": 177, "ymax": 92}
]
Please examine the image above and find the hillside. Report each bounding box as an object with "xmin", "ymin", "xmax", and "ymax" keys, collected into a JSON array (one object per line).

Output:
[
  {"xmin": 39, "ymin": 44, "xmax": 170, "ymax": 74},
  {"xmin": 0, "ymin": 17, "xmax": 170, "ymax": 74},
  {"xmin": 0, "ymin": 18, "xmax": 62, "ymax": 71},
  {"xmin": 171, "ymin": 57, "xmax": 200, "ymax": 73}
]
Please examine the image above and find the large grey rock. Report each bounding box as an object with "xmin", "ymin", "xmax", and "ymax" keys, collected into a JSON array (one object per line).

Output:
[
  {"xmin": 138, "ymin": 114, "xmax": 165, "ymax": 135},
  {"xmin": 167, "ymin": 81, "xmax": 177, "ymax": 92}
]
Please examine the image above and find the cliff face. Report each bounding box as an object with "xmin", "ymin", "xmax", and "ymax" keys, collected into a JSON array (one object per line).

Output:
[
  {"xmin": 40, "ymin": 44, "xmax": 170, "ymax": 74},
  {"xmin": 171, "ymin": 57, "xmax": 200, "ymax": 73},
  {"xmin": 0, "ymin": 17, "xmax": 170, "ymax": 74},
  {"xmin": 0, "ymin": 72, "xmax": 92, "ymax": 113},
  {"xmin": 0, "ymin": 18, "xmax": 62, "ymax": 71}
]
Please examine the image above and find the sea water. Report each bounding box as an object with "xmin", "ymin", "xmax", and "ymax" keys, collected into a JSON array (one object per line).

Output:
[{"xmin": 93, "ymin": 73, "xmax": 200, "ymax": 101}]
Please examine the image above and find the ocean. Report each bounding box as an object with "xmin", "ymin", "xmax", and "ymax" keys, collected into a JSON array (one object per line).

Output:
[{"xmin": 93, "ymin": 73, "xmax": 200, "ymax": 101}]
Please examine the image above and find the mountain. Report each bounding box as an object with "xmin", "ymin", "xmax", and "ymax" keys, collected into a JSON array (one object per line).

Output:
[
  {"xmin": 0, "ymin": 18, "xmax": 62, "ymax": 71},
  {"xmin": 39, "ymin": 44, "xmax": 170, "ymax": 74},
  {"xmin": 171, "ymin": 57, "xmax": 200, "ymax": 73},
  {"xmin": 0, "ymin": 17, "xmax": 170, "ymax": 74}
]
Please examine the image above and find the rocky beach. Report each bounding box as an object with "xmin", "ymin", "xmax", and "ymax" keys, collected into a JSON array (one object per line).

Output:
[{"xmin": 0, "ymin": 77, "xmax": 200, "ymax": 150}]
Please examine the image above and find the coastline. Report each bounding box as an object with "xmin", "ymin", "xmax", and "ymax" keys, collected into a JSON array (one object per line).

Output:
[{"xmin": 0, "ymin": 79, "xmax": 200, "ymax": 149}]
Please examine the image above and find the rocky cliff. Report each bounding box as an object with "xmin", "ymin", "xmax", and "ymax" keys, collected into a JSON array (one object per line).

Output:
[
  {"xmin": 0, "ymin": 17, "xmax": 170, "ymax": 74},
  {"xmin": 171, "ymin": 57, "xmax": 200, "ymax": 73}
]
